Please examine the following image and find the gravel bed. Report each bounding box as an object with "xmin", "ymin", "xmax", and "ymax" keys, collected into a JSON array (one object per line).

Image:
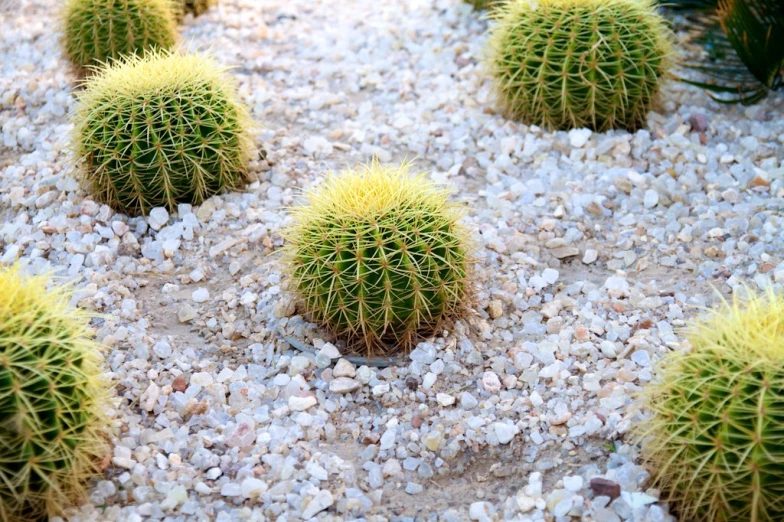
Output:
[{"xmin": 1, "ymin": 0, "xmax": 784, "ymax": 520}]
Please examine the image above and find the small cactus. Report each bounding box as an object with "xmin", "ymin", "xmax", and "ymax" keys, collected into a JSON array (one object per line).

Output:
[
  {"xmin": 487, "ymin": 0, "xmax": 674, "ymax": 131},
  {"xmin": 169, "ymin": 0, "xmax": 217, "ymax": 23},
  {"xmin": 283, "ymin": 161, "xmax": 472, "ymax": 355},
  {"xmin": 635, "ymin": 288, "xmax": 784, "ymax": 522},
  {"xmin": 72, "ymin": 50, "xmax": 254, "ymax": 216},
  {"xmin": 62, "ymin": 0, "xmax": 177, "ymax": 71},
  {"xmin": 465, "ymin": 0, "xmax": 502, "ymax": 9},
  {"xmin": 0, "ymin": 265, "xmax": 110, "ymax": 521}
]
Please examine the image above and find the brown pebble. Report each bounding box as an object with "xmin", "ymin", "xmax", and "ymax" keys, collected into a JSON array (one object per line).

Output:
[
  {"xmin": 590, "ymin": 477, "xmax": 621, "ymax": 500},
  {"xmin": 760, "ymin": 262, "xmax": 775, "ymax": 274},
  {"xmin": 575, "ymin": 326, "xmax": 590, "ymax": 342},
  {"xmin": 405, "ymin": 376, "xmax": 419, "ymax": 391},
  {"xmin": 411, "ymin": 415, "xmax": 424, "ymax": 429},
  {"xmin": 172, "ymin": 375, "xmax": 188, "ymax": 393},
  {"xmin": 749, "ymin": 176, "xmax": 771, "ymax": 189},
  {"xmin": 631, "ymin": 318, "xmax": 653, "ymax": 333},
  {"xmin": 688, "ymin": 113, "xmax": 709, "ymax": 132}
]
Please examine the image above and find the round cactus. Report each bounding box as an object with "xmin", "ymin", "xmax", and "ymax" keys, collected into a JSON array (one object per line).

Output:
[
  {"xmin": 283, "ymin": 162, "xmax": 472, "ymax": 355},
  {"xmin": 466, "ymin": 0, "xmax": 502, "ymax": 9},
  {"xmin": 0, "ymin": 265, "xmax": 110, "ymax": 521},
  {"xmin": 487, "ymin": 0, "xmax": 674, "ymax": 131},
  {"xmin": 62, "ymin": 0, "xmax": 177, "ymax": 71},
  {"xmin": 635, "ymin": 289, "xmax": 784, "ymax": 521},
  {"xmin": 72, "ymin": 50, "xmax": 254, "ymax": 216},
  {"xmin": 169, "ymin": 0, "xmax": 217, "ymax": 23}
]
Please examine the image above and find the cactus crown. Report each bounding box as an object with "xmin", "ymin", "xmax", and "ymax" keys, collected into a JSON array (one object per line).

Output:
[
  {"xmin": 72, "ymin": 50, "xmax": 254, "ymax": 216},
  {"xmin": 635, "ymin": 288, "xmax": 784, "ymax": 522},
  {"xmin": 0, "ymin": 265, "xmax": 109, "ymax": 521},
  {"xmin": 63, "ymin": 0, "xmax": 177, "ymax": 71},
  {"xmin": 283, "ymin": 161, "xmax": 472, "ymax": 355},
  {"xmin": 487, "ymin": 0, "xmax": 674, "ymax": 131}
]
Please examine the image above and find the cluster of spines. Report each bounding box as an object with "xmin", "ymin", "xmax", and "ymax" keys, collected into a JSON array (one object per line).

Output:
[
  {"xmin": 62, "ymin": 0, "xmax": 177, "ymax": 71},
  {"xmin": 635, "ymin": 288, "xmax": 784, "ymax": 522},
  {"xmin": 487, "ymin": 0, "xmax": 674, "ymax": 131},
  {"xmin": 283, "ymin": 161, "xmax": 472, "ymax": 355},
  {"xmin": 0, "ymin": 265, "xmax": 110, "ymax": 521},
  {"xmin": 72, "ymin": 50, "xmax": 254, "ymax": 216}
]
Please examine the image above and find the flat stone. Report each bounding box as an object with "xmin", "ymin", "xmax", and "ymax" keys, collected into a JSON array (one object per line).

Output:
[
  {"xmin": 493, "ymin": 422, "xmax": 519, "ymax": 444},
  {"xmin": 551, "ymin": 246, "xmax": 580, "ymax": 259},
  {"xmin": 329, "ymin": 377, "xmax": 361, "ymax": 394},
  {"xmin": 332, "ymin": 358, "xmax": 356, "ymax": 378},
  {"xmin": 487, "ymin": 300, "xmax": 503, "ymax": 319},
  {"xmin": 177, "ymin": 304, "xmax": 197, "ymax": 322},
  {"xmin": 582, "ymin": 249, "xmax": 598, "ymax": 264},
  {"xmin": 568, "ymin": 128, "xmax": 593, "ymax": 148},
  {"xmin": 590, "ymin": 477, "xmax": 621, "ymax": 500},
  {"xmin": 140, "ymin": 382, "xmax": 159, "ymax": 412},
  {"xmin": 191, "ymin": 288, "xmax": 209, "ymax": 303},
  {"xmin": 317, "ymin": 342, "xmax": 341, "ymax": 359},
  {"xmin": 289, "ymin": 395, "xmax": 318, "ymax": 411},
  {"xmin": 436, "ymin": 393, "xmax": 456, "ymax": 407},
  {"xmin": 302, "ymin": 489, "xmax": 333, "ymax": 519}
]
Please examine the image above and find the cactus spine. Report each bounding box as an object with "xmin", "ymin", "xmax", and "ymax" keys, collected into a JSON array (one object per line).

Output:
[
  {"xmin": 487, "ymin": 0, "xmax": 674, "ymax": 131},
  {"xmin": 283, "ymin": 161, "xmax": 472, "ymax": 355},
  {"xmin": 0, "ymin": 265, "xmax": 110, "ymax": 521},
  {"xmin": 635, "ymin": 289, "xmax": 784, "ymax": 522}
]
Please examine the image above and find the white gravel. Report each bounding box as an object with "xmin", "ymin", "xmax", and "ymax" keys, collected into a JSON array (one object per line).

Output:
[{"xmin": 2, "ymin": 0, "xmax": 784, "ymax": 521}]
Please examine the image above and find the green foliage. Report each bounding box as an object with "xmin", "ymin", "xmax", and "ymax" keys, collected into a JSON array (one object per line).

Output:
[
  {"xmin": 0, "ymin": 265, "xmax": 110, "ymax": 522},
  {"xmin": 283, "ymin": 161, "xmax": 472, "ymax": 355},
  {"xmin": 635, "ymin": 289, "xmax": 784, "ymax": 522},
  {"xmin": 72, "ymin": 50, "xmax": 254, "ymax": 216},
  {"xmin": 487, "ymin": 0, "xmax": 674, "ymax": 131},
  {"xmin": 63, "ymin": 0, "xmax": 177, "ymax": 71}
]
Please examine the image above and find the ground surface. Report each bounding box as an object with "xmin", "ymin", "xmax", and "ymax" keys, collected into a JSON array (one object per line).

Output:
[{"xmin": 1, "ymin": 0, "xmax": 784, "ymax": 521}]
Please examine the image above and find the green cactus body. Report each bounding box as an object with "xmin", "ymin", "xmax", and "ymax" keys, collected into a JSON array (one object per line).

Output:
[
  {"xmin": 72, "ymin": 50, "xmax": 254, "ymax": 216},
  {"xmin": 63, "ymin": 0, "xmax": 177, "ymax": 71},
  {"xmin": 636, "ymin": 289, "xmax": 784, "ymax": 522},
  {"xmin": 0, "ymin": 266, "xmax": 109, "ymax": 522},
  {"xmin": 283, "ymin": 162, "xmax": 472, "ymax": 355},
  {"xmin": 487, "ymin": 0, "xmax": 674, "ymax": 131},
  {"xmin": 185, "ymin": 0, "xmax": 217, "ymax": 16},
  {"xmin": 169, "ymin": 0, "xmax": 217, "ymax": 23},
  {"xmin": 466, "ymin": 0, "xmax": 503, "ymax": 9}
]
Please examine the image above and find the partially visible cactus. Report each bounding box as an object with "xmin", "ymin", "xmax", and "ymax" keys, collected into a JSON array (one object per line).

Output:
[
  {"xmin": 465, "ymin": 0, "xmax": 502, "ymax": 9},
  {"xmin": 62, "ymin": 0, "xmax": 177, "ymax": 71},
  {"xmin": 169, "ymin": 0, "xmax": 217, "ymax": 22},
  {"xmin": 635, "ymin": 288, "xmax": 784, "ymax": 522},
  {"xmin": 283, "ymin": 161, "xmax": 473, "ymax": 355},
  {"xmin": 487, "ymin": 0, "xmax": 674, "ymax": 130},
  {"xmin": 72, "ymin": 50, "xmax": 254, "ymax": 216},
  {"xmin": 0, "ymin": 265, "xmax": 110, "ymax": 521}
]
